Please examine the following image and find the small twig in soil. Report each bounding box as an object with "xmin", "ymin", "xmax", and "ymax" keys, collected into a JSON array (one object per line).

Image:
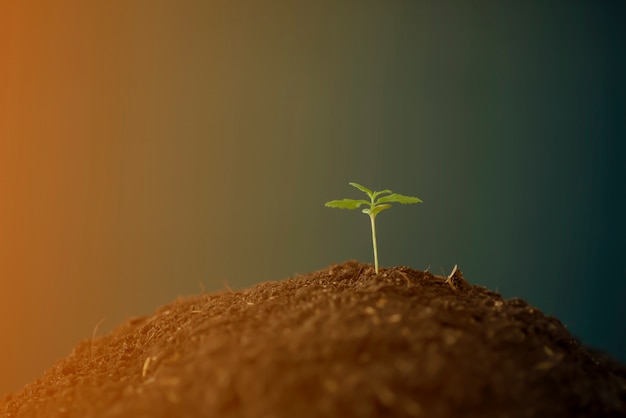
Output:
[
  {"xmin": 445, "ymin": 265, "xmax": 459, "ymax": 291},
  {"xmin": 445, "ymin": 264, "xmax": 469, "ymax": 292},
  {"xmin": 221, "ymin": 279, "xmax": 234, "ymax": 293},
  {"xmin": 142, "ymin": 356, "xmax": 158, "ymax": 378},
  {"xmin": 91, "ymin": 317, "xmax": 107, "ymax": 340},
  {"xmin": 142, "ymin": 357, "xmax": 152, "ymax": 378},
  {"xmin": 89, "ymin": 317, "xmax": 107, "ymax": 360}
]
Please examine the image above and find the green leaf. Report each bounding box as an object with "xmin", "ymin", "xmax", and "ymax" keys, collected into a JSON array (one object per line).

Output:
[
  {"xmin": 348, "ymin": 182, "xmax": 373, "ymax": 197},
  {"xmin": 376, "ymin": 193, "xmax": 423, "ymax": 205},
  {"xmin": 363, "ymin": 204, "xmax": 392, "ymax": 217},
  {"xmin": 325, "ymin": 199, "xmax": 370, "ymax": 210},
  {"xmin": 371, "ymin": 189, "xmax": 393, "ymax": 200}
]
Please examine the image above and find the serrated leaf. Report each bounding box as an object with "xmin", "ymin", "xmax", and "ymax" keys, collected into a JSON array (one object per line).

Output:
[
  {"xmin": 325, "ymin": 199, "xmax": 370, "ymax": 210},
  {"xmin": 348, "ymin": 182, "xmax": 373, "ymax": 197},
  {"xmin": 376, "ymin": 193, "xmax": 423, "ymax": 205}
]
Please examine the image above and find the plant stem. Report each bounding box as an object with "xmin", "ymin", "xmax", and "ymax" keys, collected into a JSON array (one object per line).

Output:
[{"xmin": 370, "ymin": 214, "xmax": 379, "ymax": 274}]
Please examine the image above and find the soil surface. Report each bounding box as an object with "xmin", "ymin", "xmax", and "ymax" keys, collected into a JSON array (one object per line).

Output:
[{"xmin": 2, "ymin": 261, "xmax": 625, "ymax": 417}]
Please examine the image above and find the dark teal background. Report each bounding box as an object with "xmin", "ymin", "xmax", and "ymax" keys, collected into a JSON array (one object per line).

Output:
[
  {"xmin": 320, "ymin": 1, "xmax": 626, "ymax": 365},
  {"xmin": 1, "ymin": 0, "xmax": 624, "ymax": 395}
]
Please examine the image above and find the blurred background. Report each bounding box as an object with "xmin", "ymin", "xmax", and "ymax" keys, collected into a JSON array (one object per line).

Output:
[{"xmin": 1, "ymin": 0, "xmax": 624, "ymax": 396}]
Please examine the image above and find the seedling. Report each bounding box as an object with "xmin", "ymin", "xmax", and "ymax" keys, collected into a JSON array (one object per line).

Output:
[{"xmin": 325, "ymin": 182, "xmax": 422, "ymax": 274}]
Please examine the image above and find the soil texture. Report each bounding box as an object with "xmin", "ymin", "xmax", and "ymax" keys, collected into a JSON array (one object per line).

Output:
[{"xmin": 2, "ymin": 261, "xmax": 625, "ymax": 417}]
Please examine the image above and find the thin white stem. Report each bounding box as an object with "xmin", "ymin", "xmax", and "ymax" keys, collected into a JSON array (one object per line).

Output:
[{"xmin": 370, "ymin": 214, "xmax": 379, "ymax": 274}]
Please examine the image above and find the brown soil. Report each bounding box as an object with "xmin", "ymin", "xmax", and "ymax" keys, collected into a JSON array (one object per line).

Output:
[{"xmin": 2, "ymin": 261, "xmax": 625, "ymax": 417}]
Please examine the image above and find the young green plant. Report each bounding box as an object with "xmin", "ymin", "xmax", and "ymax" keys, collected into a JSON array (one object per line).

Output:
[{"xmin": 325, "ymin": 182, "xmax": 422, "ymax": 274}]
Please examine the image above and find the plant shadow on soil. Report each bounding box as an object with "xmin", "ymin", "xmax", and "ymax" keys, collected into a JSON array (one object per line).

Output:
[{"xmin": 2, "ymin": 261, "xmax": 626, "ymax": 417}]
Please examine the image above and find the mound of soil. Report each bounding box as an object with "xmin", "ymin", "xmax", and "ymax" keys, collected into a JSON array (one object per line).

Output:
[{"xmin": 2, "ymin": 261, "xmax": 625, "ymax": 417}]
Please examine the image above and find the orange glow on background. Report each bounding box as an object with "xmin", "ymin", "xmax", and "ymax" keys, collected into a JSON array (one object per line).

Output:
[{"xmin": 2, "ymin": 1, "xmax": 625, "ymax": 396}]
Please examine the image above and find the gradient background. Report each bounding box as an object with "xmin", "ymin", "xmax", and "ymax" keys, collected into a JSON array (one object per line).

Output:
[{"xmin": 1, "ymin": 1, "xmax": 624, "ymax": 396}]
